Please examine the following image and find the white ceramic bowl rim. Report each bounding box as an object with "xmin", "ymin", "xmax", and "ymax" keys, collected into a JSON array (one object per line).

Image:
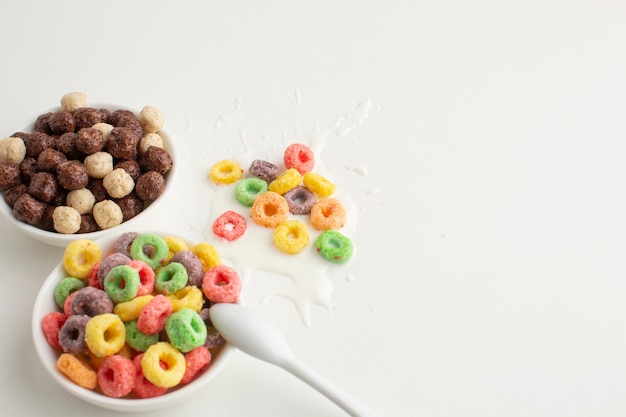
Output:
[
  {"xmin": 31, "ymin": 231, "xmax": 236, "ymax": 413},
  {"xmin": 0, "ymin": 103, "xmax": 179, "ymax": 247}
]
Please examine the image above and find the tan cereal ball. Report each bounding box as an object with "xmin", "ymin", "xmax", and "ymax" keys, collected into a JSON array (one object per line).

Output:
[
  {"xmin": 84, "ymin": 152, "xmax": 113, "ymax": 179},
  {"xmin": 52, "ymin": 206, "xmax": 81, "ymax": 234},
  {"xmin": 60, "ymin": 92, "xmax": 87, "ymax": 112},
  {"xmin": 66, "ymin": 188, "xmax": 96, "ymax": 215},
  {"xmin": 0, "ymin": 137, "xmax": 26, "ymax": 164},
  {"xmin": 103, "ymin": 168, "xmax": 135, "ymax": 199},
  {"xmin": 138, "ymin": 133, "xmax": 164, "ymax": 155},
  {"xmin": 138, "ymin": 106, "xmax": 164, "ymax": 133},
  {"xmin": 91, "ymin": 122, "xmax": 114, "ymax": 145},
  {"xmin": 92, "ymin": 200, "xmax": 123, "ymax": 229}
]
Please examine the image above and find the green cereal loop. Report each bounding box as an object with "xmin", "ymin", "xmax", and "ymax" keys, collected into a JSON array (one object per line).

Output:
[
  {"xmin": 165, "ymin": 308, "xmax": 207, "ymax": 353},
  {"xmin": 125, "ymin": 320, "xmax": 159, "ymax": 352},
  {"xmin": 54, "ymin": 277, "xmax": 85, "ymax": 309},
  {"xmin": 104, "ymin": 265, "xmax": 140, "ymax": 303},
  {"xmin": 130, "ymin": 233, "xmax": 169, "ymax": 269},
  {"xmin": 235, "ymin": 177, "xmax": 268, "ymax": 207},
  {"xmin": 155, "ymin": 262, "xmax": 189, "ymax": 295},
  {"xmin": 314, "ymin": 230, "xmax": 354, "ymax": 264}
]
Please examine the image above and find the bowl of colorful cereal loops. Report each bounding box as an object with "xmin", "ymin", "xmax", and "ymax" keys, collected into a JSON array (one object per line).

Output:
[
  {"xmin": 32, "ymin": 231, "xmax": 241, "ymax": 412},
  {"xmin": 0, "ymin": 92, "xmax": 179, "ymax": 247}
]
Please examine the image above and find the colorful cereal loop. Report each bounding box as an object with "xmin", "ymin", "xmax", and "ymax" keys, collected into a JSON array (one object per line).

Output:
[
  {"xmin": 141, "ymin": 342, "xmax": 186, "ymax": 388},
  {"xmin": 213, "ymin": 210, "xmax": 247, "ymax": 241},
  {"xmin": 165, "ymin": 308, "xmax": 207, "ymax": 353},
  {"xmin": 303, "ymin": 172, "xmax": 336, "ymax": 197},
  {"xmin": 192, "ymin": 242, "xmax": 222, "ymax": 271},
  {"xmin": 97, "ymin": 355, "xmax": 135, "ymax": 398},
  {"xmin": 163, "ymin": 236, "xmax": 189, "ymax": 261},
  {"xmin": 63, "ymin": 239, "xmax": 102, "ymax": 279},
  {"xmin": 273, "ymin": 220, "xmax": 310, "ymax": 254},
  {"xmin": 202, "ymin": 264, "xmax": 242, "ymax": 303},
  {"xmin": 113, "ymin": 294, "xmax": 154, "ymax": 322},
  {"xmin": 315, "ymin": 230, "xmax": 354, "ymax": 263},
  {"xmin": 235, "ymin": 177, "xmax": 268, "ymax": 207},
  {"xmin": 209, "ymin": 159, "xmax": 243, "ymax": 184},
  {"xmin": 250, "ymin": 191, "xmax": 289, "ymax": 228},
  {"xmin": 181, "ymin": 346, "xmax": 211, "ymax": 384},
  {"xmin": 155, "ymin": 262, "xmax": 189, "ymax": 295},
  {"xmin": 56, "ymin": 353, "xmax": 98, "ymax": 389},
  {"xmin": 167, "ymin": 286, "xmax": 204, "ymax": 312},
  {"xmin": 103, "ymin": 264, "xmax": 140, "ymax": 303},
  {"xmin": 130, "ymin": 233, "xmax": 169, "ymax": 269},
  {"xmin": 268, "ymin": 168, "xmax": 302, "ymax": 194},
  {"xmin": 309, "ymin": 197, "xmax": 347, "ymax": 230},
  {"xmin": 283, "ymin": 143, "xmax": 315, "ymax": 174},
  {"xmin": 85, "ymin": 313, "xmax": 126, "ymax": 357},
  {"xmin": 54, "ymin": 277, "xmax": 85, "ymax": 309}
]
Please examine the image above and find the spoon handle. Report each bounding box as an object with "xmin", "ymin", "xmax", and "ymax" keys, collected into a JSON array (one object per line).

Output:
[{"xmin": 282, "ymin": 355, "xmax": 382, "ymax": 417}]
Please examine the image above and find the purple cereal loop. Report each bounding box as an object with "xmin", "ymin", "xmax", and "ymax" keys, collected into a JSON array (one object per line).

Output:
[
  {"xmin": 114, "ymin": 231, "xmax": 139, "ymax": 257},
  {"xmin": 69, "ymin": 286, "xmax": 114, "ymax": 317},
  {"xmin": 58, "ymin": 315, "xmax": 90, "ymax": 354},
  {"xmin": 98, "ymin": 252, "xmax": 132, "ymax": 288},
  {"xmin": 170, "ymin": 250, "xmax": 204, "ymax": 288},
  {"xmin": 249, "ymin": 159, "xmax": 280, "ymax": 183}
]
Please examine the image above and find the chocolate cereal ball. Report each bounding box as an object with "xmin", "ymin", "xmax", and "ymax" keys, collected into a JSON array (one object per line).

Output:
[
  {"xmin": 74, "ymin": 107, "xmax": 109, "ymax": 130},
  {"xmin": 78, "ymin": 213, "xmax": 99, "ymax": 234},
  {"xmin": 37, "ymin": 148, "xmax": 67, "ymax": 173},
  {"xmin": 107, "ymin": 127, "xmax": 139, "ymax": 160},
  {"xmin": 49, "ymin": 111, "xmax": 76, "ymax": 134},
  {"xmin": 56, "ymin": 160, "xmax": 89, "ymax": 190},
  {"xmin": 108, "ymin": 109, "xmax": 135, "ymax": 126},
  {"xmin": 76, "ymin": 128, "xmax": 104, "ymax": 155},
  {"xmin": 87, "ymin": 178, "xmax": 108, "ymax": 202},
  {"xmin": 33, "ymin": 112, "xmax": 54, "ymax": 134},
  {"xmin": 0, "ymin": 161, "xmax": 20, "ymax": 191},
  {"xmin": 55, "ymin": 132, "xmax": 82, "ymax": 160},
  {"xmin": 139, "ymin": 146, "xmax": 172, "ymax": 174},
  {"xmin": 116, "ymin": 193, "xmax": 144, "ymax": 221},
  {"xmin": 13, "ymin": 193, "xmax": 45, "ymax": 225},
  {"xmin": 114, "ymin": 159, "xmax": 141, "ymax": 181},
  {"xmin": 28, "ymin": 172, "xmax": 58, "ymax": 202},
  {"xmin": 19, "ymin": 157, "xmax": 37, "ymax": 185},
  {"xmin": 5, "ymin": 184, "xmax": 28, "ymax": 207},
  {"xmin": 135, "ymin": 171, "xmax": 165, "ymax": 201},
  {"xmin": 23, "ymin": 131, "xmax": 55, "ymax": 158}
]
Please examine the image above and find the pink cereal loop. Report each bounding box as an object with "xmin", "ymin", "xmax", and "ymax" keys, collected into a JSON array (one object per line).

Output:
[
  {"xmin": 126, "ymin": 259, "xmax": 156, "ymax": 296},
  {"xmin": 212, "ymin": 210, "xmax": 247, "ymax": 241},
  {"xmin": 283, "ymin": 143, "xmax": 315, "ymax": 174},
  {"xmin": 137, "ymin": 294, "xmax": 173, "ymax": 335},
  {"xmin": 202, "ymin": 264, "xmax": 242, "ymax": 303}
]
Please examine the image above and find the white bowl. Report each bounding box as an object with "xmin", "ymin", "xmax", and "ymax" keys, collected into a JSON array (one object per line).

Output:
[
  {"xmin": 0, "ymin": 103, "xmax": 178, "ymax": 247},
  {"xmin": 31, "ymin": 231, "xmax": 236, "ymax": 413}
]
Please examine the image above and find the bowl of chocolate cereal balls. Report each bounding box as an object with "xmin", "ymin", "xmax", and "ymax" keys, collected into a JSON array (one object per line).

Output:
[
  {"xmin": 32, "ymin": 230, "xmax": 241, "ymax": 412},
  {"xmin": 0, "ymin": 92, "xmax": 178, "ymax": 247}
]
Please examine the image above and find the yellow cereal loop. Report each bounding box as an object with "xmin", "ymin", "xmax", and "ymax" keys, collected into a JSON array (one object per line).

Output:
[
  {"xmin": 113, "ymin": 295, "xmax": 154, "ymax": 322},
  {"xmin": 63, "ymin": 239, "xmax": 102, "ymax": 279},
  {"xmin": 209, "ymin": 159, "xmax": 243, "ymax": 184},
  {"xmin": 303, "ymin": 172, "xmax": 336, "ymax": 198},
  {"xmin": 167, "ymin": 286, "xmax": 204, "ymax": 312},
  {"xmin": 192, "ymin": 242, "xmax": 222, "ymax": 271},
  {"xmin": 273, "ymin": 220, "xmax": 310, "ymax": 254},
  {"xmin": 85, "ymin": 313, "xmax": 126, "ymax": 358},
  {"xmin": 141, "ymin": 342, "xmax": 186, "ymax": 388},
  {"xmin": 269, "ymin": 168, "xmax": 302, "ymax": 194},
  {"xmin": 163, "ymin": 236, "xmax": 189, "ymax": 261},
  {"xmin": 56, "ymin": 353, "xmax": 98, "ymax": 389}
]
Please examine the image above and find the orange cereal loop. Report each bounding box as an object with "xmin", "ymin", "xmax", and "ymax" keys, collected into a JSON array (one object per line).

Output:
[
  {"xmin": 273, "ymin": 220, "xmax": 310, "ymax": 254},
  {"xmin": 309, "ymin": 198, "xmax": 347, "ymax": 231},
  {"xmin": 250, "ymin": 191, "xmax": 290, "ymax": 228},
  {"xmin": 192, "ymin": 242, "xmax": 222, "ymax": 271},
  {"xmin": 268, "ymin": 168, "xmax": 302, "ymax": 194},
  {"xmin": 303, "ymin": 172, "xmax": 336, "ymax": 198},
  {"xmin": 209, "ymin": 159, "xmax": 243, "ymax": 184},
  {"xmin": 56, "ymin": 353, "xmax": 98, "ymax": 389},
  {"xmin": 63, "ymin": 239, "xmax": 103, "ymax": 279}
]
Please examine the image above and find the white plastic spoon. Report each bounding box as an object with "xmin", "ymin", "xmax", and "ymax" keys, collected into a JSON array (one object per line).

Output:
[{"xmin": 209, "ymin": 303, "xmax": 382, "ymax": 417}]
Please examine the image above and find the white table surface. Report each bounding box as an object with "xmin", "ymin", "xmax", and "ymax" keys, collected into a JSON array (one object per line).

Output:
[{"xmin": 2, "ymin": 1, "xmax": 626, "ymax": 416}]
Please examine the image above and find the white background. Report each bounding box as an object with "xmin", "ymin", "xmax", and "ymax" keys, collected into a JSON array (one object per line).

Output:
[{"xmin": 1, "ymin": 1, "xmax": 626, "ymax": 416}]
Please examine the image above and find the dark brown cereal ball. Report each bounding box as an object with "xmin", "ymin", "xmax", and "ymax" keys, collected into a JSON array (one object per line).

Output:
[
  {"xmin": 34, "ymin": 112, "xmax": 54, "ymax": 134},
  {"xmin": 55, "ymin": 132, "xmax": 82, "ymax": 160},
  {"xmin": 5, "ymin": 184, "xmax": 28, "ymax": 207},
  {"xmin": 13, "ymin": 193, "xmax": 45, "ymax": 225},
  {"xmin": 19, "ymin": 157, "xmax": 37, "ymax": 185},
  {"xmin": 135, "ymin": 171, "xmax": 165, "ymax": 201},
  {"xmin": 114, "ymin": 159, "xmax": 141, "ymax": 182},
  {"xmin": 76, "ymin": 128, "xmax": 104, "ymax": 155},
  {"xmin": 56, "ymin": 160, "xmax": 89, "ymax": 190},
  {"xmin": 28, "ymin": 172, "xmax": 58, "ymax": 202},
  {"xmin": 139, "ymin": 146, "xmax": 172, "ymax": 175},
  {"xmin": 116, "ymin": 115, "xmax": 144, "ymax": 138},
  {"xmin": 107, "ymin": 127, "xmax": 139, "ymax": 160},
  {"xmin": 116, "ymin": 192, "xmax": 144, "ymax": 221},
  {"xmin": 87, "ymin": 178, "xmax": 108, "ymax": 202},
  {"xmin": 78, "ymin": 213, "xmax": 99, "ymax": 234},
  {"xmin": 0, "ymin": 161, "xmax": 20, "ymax": 191},
  {"xmin": 36, "ymin": 148, "xmax": 67, "ymax": 173},
  {"xmin": 108, "ymin": 109, "xmax": 135, "ymax": 126},
  {"xmin": 40, "ymin": 205, "xmax": 56, "ymax": 231},
  {"xmin": 49, "ymin": 111, "xmax": 76, "ymax": 134},
  {"xmin": 74, "ymin": 107, "xmax": 109, "ymax": 130},
  {"xmin": 23, "ymin": 131, "xmax": 55, "ymax": 158}
]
